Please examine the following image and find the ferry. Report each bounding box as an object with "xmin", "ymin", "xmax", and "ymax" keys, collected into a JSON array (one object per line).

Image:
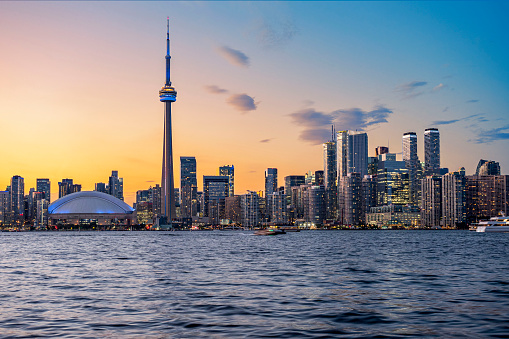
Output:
[{"xmin": 472, "ymin": 214, "xmax": 509, "ymax": 233}]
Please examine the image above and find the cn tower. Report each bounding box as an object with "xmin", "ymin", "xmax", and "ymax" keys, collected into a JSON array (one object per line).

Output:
[{"xmin": 159, "ymin": 17, "xmax": 177, "ymax": 223}]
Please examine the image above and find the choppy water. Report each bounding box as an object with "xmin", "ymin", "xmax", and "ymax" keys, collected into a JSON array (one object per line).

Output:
[{"xmin": 1, "ymin": 230, "xmax": 508, "ymax": 338}]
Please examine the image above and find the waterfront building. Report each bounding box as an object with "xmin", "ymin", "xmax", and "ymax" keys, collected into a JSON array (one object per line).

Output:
[
  {"xmin": 362, "ymin": 175, "xmax": 377, "ymax": 224},
  {"xmin": 136, "ymin": 189, "xmax": 151, "ymax": 204},
  {"xmin": 48, "ymin": 191, "xmax": 134, "ymax": 227},
  {"xmin": 225, "ymin": 196, "xmax": 241, "ymax": 225},
  {"xmin": 336, "ymin": 130, "xmax": 368, "ymax": 180},
  {"xmin": 36, "ymin": 179, "xmax": 51, "ymax": 203},
  {"xmin": 421, "ymin": 176, "xmax": 442, "ymax": 227},
  {"xmin": 285, "ymin": 175, "xmax": 306, "ymax": 197},
  {"xmin": 304, "ymin": 185, "xmax": 326, "ymax": 226},
  {"xmin": 323, "ymin": 141, "xmax": 337, "ymax": 220},
  {"xmin": 219, "ymin": 165, "xmax": 234, "ymax": 197},
  {"xmin": 159, "ymin": 18, "xmax": 178, "ymax": 223},
  {"xmin": 376, "ymin": 153, "xmax": 410, "ymax": 206},
  {"xmin": 442, "ymin": 168, "xmax": 467, "ymax": 228},
  {"xmin": 150, "ymin": 184, "xmax": 162, "ymax": 217},
  {"xmin": 0, "ymin": 190, "xmax": 9, "ymax": 227},
  {"xmin": 466, "ymin": 175, "xmax": 509, "ymax": 223},
  {"xmin": 203, "ymin": 176, "xmax": 229, "ymax": 225},
  {"xmin": 35, "ymin": 198, "xmax": 49, "ymax": 228},
  {"xmin": 424, "ymin": 128, "xmax": 440, "ymax": 176},
  {"xmin": 267, "ymin": 192, "xmax": 288, "ymax": 225},
  {"xmin": 108, "ymin": 171, "xmax": 124, "ymax": 201},
  {"xmin": 181, "ymin": 157, "xmax": 198, "ymax": 218},
  {"xmin": 475, "ymin": 160, "xmax": 501, "ymax": 176},
  {"xmin": 10, "ymin": 175, "xmax": 24, "ymax": 226},
  {"xmin": 135, "ymin": 202, "xmax": 153, "ymax": 225},
  {"xmin": 339, "ymin": 173, "xmax": 362, "ymax": 226},
  {"xmin": 366, "ymin": 205, "xmax": 420, "ymax": 229},
  {"xmin": 402, "ymin": 132, "xmax": 421, "ymax": 205},
  {"xmin": 240, "ymin": 191, "xmax": 260, "ymax": 228}
]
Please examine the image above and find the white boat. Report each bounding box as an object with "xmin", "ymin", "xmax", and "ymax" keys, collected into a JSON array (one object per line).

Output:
[{"xmin": 474, "ymin": 214, "xmax": 509, "ymax": 232}]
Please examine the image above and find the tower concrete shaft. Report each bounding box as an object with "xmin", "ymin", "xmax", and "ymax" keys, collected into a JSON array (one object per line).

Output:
[{"xmin": 159, "ymin": 17, "xmax": 177, "ymax": 221}]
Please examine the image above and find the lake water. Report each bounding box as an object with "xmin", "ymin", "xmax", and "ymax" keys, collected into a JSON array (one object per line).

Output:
[{"xmin": 1, "ymin": 230, "xmax": 508, "ymax": 338}]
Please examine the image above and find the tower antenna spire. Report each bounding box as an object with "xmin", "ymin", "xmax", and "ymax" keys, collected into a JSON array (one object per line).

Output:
[{"xmin": 165, "ymin": 17, "xmax": 171, "ymax": 86}]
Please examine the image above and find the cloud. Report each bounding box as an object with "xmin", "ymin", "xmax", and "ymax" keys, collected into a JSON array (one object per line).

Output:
[
  {"xmin": 253, "ymin": 18, "xmax": 298, "ymax": 49},
  {"xmin": 433, "ymin": 83, "xmax": 447, "ymax": 92},
  {"xmin": 227, "ymin": 93, "xmax": 257, "ymax": 112},
  {"xmin": 289, "ymin": 105, "xmax": 393, "ymax": 145},
  {"xmin": 472, "ymin": 125, "xmax": 509, "ymax": 144},
  {"xmin": 146, "ymin": 180, "xmax": 155, "ymax": 183},
  {"xmin": 217, "ymin": 46, "xmax": 250, "ymax": 67},
  {"xmin": 431, "ymin": 119, "xmax": 461, "ymax": 126},
  {"xmin": 259, "ymin": 138, "xmax": 273, "ymax": 143},
  {"xmin": 442, "ymin": 107, "xmax": 449, "ymax": 112},
  {"xmin": 204, "ymin": 85, "xmax": 229, "ymax": 94},
  {"xmin": 395, "ymin": 81, "xmax": 428, "ymax": 99},
  {"xmin": 467, "ymin": 99, "xmax": 479, "ymax": 103}
]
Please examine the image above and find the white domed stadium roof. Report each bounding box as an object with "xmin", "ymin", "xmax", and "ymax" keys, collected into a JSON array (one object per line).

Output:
[{"xmin": 48, "ymin": 191, "xmax": 134, "ymax": 215}]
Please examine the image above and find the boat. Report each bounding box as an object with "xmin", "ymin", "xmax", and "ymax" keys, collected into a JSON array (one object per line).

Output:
[
  {"xmin": 473, "ymin": 214, "xmax": 509, "ymax": 232},
  {"xmin": 254, "ymin": 228, "xmax": 286, "ymax": 236}
]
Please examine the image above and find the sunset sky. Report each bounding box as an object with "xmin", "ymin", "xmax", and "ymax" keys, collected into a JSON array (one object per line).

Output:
[{"xmin": 1, "ymin": 1, "xmax": 508, "ymax": 206}]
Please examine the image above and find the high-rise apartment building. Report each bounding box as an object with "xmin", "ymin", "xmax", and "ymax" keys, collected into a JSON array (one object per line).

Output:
[
  {"xmin": 304, "ymin": 185, "xmax": 326, "ymax": 226},
  {"xmin": 267, "ymin": 192, "xmax": 288, "ymax": 225},
  {"xmin": 375, "ymin": 146, "xmax": 389, "ymax": 157},
  {"xmin": 108, "ymin": 170, "xmax": 124, "ymax": 201},
  {"xmin": 36, "ymin": 179, "xmax": 51, "ymax": 203},
  {"xmin": 323, "ymin": 141, "xmax": 337, "ymax": 220},
  {"xmin": 225, "ymin": 196, "xmax": 242, "ymax": 225},
  {"xmin": 265, "ymin": 168, "xmax": 278, "ymax": 196},
  {"xmin": 336, "ymin": 131, "xmax": 368, "ymax": 180},
  {"xmin": 95, "ymin": 182, "xmax": 107, "ymax": 194},
  {"xmin": 241, "ymin": 191, "xmax": 260, "ymax": 228},
  {"xmin": 219, "ymin": 165, "xmax": 235, "ymax": 197},
  {"xmin": 203, "ymin": 176, "xmax": 229, "ymax": 225},
  {"xmin": 475, "ymin": 159, "xmax": 501, "ymax": 176},
  {"xmin": 421, "ymin": 176, "xmax": 442, "ymax": 227},
  {"xmin": 9, "ymin": 175, "xmax": 24, "ymax": 226},
  {"xmin": 442, "ymin": 168, "xmax": 466, "ymax": 228},
  {"xmin": 0, "ymin": 190, "xmax": 10, "ymax": 226},
  {"xmin": 377, "ymin": 153, "xmax": 410, "ymax": 206},
  {"xmin": 361, "ymin": 175, "xmax": 377, "ymax": 224},
  {"xmin": 402, "ymin": 132, "xmax": 421, "ymax": 205},
  {"xmin": 424, "ymin": 128, "xmax": 440, "ymax": 176},
  {"xmin": 466, "ymin": 174, "xmax": 508, "ymax": 222},
  {"xmin": 339, "ymin": 173, "xmax": 362, "ymax": 226},
  {"xmin": 181, "ymin": 157, "xmax": 198, "ymax": 218}
]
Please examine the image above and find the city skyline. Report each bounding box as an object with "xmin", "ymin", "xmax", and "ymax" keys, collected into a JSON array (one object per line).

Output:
[{"xmin": 1, "ymin": 1, "xmax": 508, "ymax": 206}]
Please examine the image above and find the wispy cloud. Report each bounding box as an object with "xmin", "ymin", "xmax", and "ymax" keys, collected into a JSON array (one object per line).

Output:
[
  {"xmin": 433, "ymin": 83, "xmax": 447, "ymax": 92},
  {"xmin": 467, "ymin": 99, "xmax": 479, "ymax": 103},
  {"xmin": 472, "ymin": 124, "xmax": 509, "ymax": 144},
  {"xmin": 259, "ymin": 138, "xmax": 273, "ymax": 143},
  {"xmin": 289, "ymin": 105, "xmax": 393, "ymax": 145},
  {"xmin": 395, "ymin": 81, "xmax": 428, "ymax": 99},
  {"xmin": 204, "ymin": 85, "xmax": 229, "ymax": 94},
  {"xmin": 432, "ymin": 114, "xmax": 486, "ymax": 127},
  {"xmin": 227, "ymin": 93, "xmax": 257, "ymax": 112},
  {"xmin": 217, "ymin": 46, "xmax": 250, "ymax": 68},
  {"xmin": 431, "ymin": 119, "xmax": 461, "ymax": 126}
]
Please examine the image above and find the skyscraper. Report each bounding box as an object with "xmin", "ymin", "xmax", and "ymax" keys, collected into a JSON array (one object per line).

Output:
[
  {"xmin": 442, "ymin": 168, "xmax": 467, "ymax": 228},
  {"xmin": 475, "ymin": 159, "xmax": 501, "ymax": 176},
  {"xmin": 36, "ymin": 179, "xmax": 51, "ymax": 203},
  {"xmin": 336, "ymin": 130, "xmax": 368, "ymax": 180},
  {"xmin": 181, "ymin": 156, "xmax": 198, "ymax": 218},
  {"xmin": 402, "ymin": 132, "xmax": 421, "ymax": 205},
  {"xmin": 339, "ymin": 173, "xmax": 362, "ymax": 226},
  {"xmin": 219, "ymin": 165, "xmax": 235, "ymax": 197},
  {"xmin": 203, "ymin": 176, "xmax": 229, "ymax": 225},
  {"xmin": 421, "ymin": 176, "xmax": 442, "ymax": 227},
  {"xmin": 58, "ymin": 179, "xmax": 76, "ymax": 198},
  {"xmin": 159, "ymin": 18, "xmax": 178, "ymax": 223},
  {"xmin": 424, "ymin": 128, "xmax": 440, "ymax": 176},
  {"xmin": 108, "ymin": 170, "xmax": 124, "ymax": 201},
  {"xmin": 9, "ymin": 175, "xmax": 24, "ymax": 226},
  {"xmin": 265, "ymin": 168, "xmax": 278, "ymax": 196},
  {"xmin": 323, "ymin": 141, "xmax": 337, "ymax": 220}
]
